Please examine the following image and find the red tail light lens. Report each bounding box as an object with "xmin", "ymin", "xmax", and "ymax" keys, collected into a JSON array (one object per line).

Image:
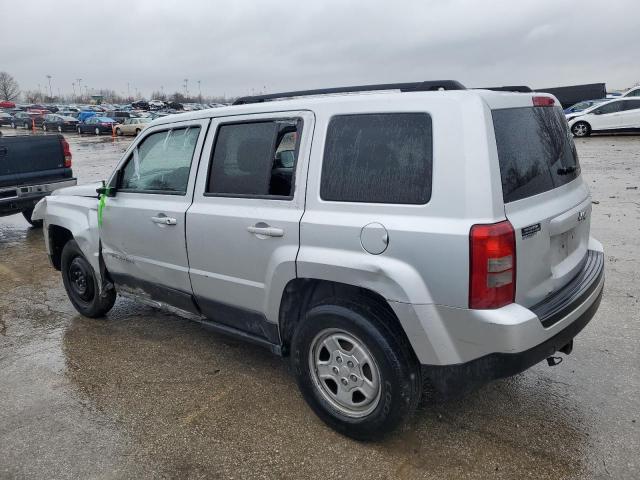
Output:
[
  {"xmin": 532, "ymin": 96, "xmax": 555, "ymax": 106},
  {"xmin": 469, "ymin": 221, "xmax": 516, "ymax": 309},
  {"xmin": 61, "ymin": 137, "xmax": 72, "ymax": 168}
]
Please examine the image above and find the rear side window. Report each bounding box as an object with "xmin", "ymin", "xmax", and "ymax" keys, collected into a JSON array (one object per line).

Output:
[
  {"xmin": 206, "ymin": 119, "xmax": 301, "ymax": 198},
  {"xmin": 321, "ymin": 113, "xmax": 432, "ymax": 204},
  {"xmin": 492, "ymin": 107, "xmax": 580, "ymax": 203}
]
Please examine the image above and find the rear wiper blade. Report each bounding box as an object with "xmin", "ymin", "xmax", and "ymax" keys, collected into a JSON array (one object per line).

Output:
[{"xmin": 557, "ymin": 166, "xmax": 577, "ymax": 175}]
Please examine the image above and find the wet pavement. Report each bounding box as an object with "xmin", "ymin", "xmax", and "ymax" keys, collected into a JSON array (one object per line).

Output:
[{"xmin": 0, "ymin": 127, "xmax": 638, "ymax": 479}]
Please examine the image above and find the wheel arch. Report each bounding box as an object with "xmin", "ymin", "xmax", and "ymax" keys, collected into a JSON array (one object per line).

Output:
[{"xmin": 278, "ymin": 278, "xmax": 411, "ymax": 357}]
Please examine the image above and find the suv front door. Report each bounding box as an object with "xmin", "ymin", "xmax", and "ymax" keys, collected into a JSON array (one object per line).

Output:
[
  {"xmin": 186, "ymin": 111, "xmax": 314, "ymax": 341},
  {"xmin": 100, "ymin": 120, "xmax": 208, "ymax": 313}
]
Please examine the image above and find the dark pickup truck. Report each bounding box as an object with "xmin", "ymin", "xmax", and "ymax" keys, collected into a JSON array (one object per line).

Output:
[{"xmin": 0, "ymin": 134, "xmax": 77, "ymax": 227}]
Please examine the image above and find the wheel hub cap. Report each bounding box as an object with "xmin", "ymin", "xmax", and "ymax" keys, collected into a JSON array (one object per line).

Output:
[{"xmin": 309, "ymin": 329, "xmax": 381, "ymax": 418}]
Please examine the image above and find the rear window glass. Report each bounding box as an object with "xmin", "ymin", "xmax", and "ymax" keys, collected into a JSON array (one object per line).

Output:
[
  {"xmin": 321, "ymin": 113, "xmax": 432, "ymax": 204},
  {"xmin": 492, "ymin": 106, "xmax": 580, "ymax": 203}
]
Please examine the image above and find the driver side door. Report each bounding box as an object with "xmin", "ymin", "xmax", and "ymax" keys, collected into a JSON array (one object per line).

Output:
[{"xmin": 100, "ymin": 120, "xmax": 208, "ymax": 313}]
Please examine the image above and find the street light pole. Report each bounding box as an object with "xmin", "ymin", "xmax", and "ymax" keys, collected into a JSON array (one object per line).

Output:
[{"xmin": 46, "ymin": 75, "xmax": 53, "ymax": 99}]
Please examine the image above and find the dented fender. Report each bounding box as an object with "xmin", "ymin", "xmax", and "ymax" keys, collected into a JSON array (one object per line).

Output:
[{"xmin": 35, "ymin": 188, "xmax": 103, "ymax": 290}]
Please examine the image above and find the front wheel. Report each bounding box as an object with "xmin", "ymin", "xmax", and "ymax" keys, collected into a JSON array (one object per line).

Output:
[
  {"xmin": 57, "ymin": 125, "xmax": 63, "ymax": 133},
  {"xmin": 95, "ymin": 127, "xmax": 101, "ymax": 135},
  {"xmin": 77, "ymin": 127, "xmax": 82, "ymax": 134},
  {"xmin": 572, "ymin": 121, "xmax": 591, "ymax": 137},
  {"xmin": 115, "ymin": 127, "xmax": 122, "ymax": 136},
  {"xmin": 291, "ymin": 299, "xmax": 422, "ymax": 440},
  {"xmin": 22, "ymin": 207, "xmax": 43, "ymax": 228},
  {"xmin": 42, "ymin": 124, "xmax": 47, "ymax": 131},
  {"xmin": 61, "ymin": 240, "xmax": 116, "ymax": 318}
]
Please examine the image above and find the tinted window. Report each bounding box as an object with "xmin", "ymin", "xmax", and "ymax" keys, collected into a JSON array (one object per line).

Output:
[
  {"xmin": 597, "ymin": 102, "xmax": 622, "ymax": 114},
  {"xmin": 320, "ymin": 113, "xmax": 432, "ymax": 204},
  {"xmin": 622, "ymin": 100, "xmax": 640, "ymax": 110},
  {"xmin": 493, "ymin": 106, "xmax": 580, "ymax": 203},
  {"xmin": 120, "ymin": 127, "xmax": 201, "ymax": 194},
  {"xmin": 206, "ymin": 119, "xmax": 301, "ymax": 197}
]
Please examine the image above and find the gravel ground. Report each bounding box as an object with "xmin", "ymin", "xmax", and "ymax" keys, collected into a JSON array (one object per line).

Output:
[{"xmin": 0, "ymin": 127, "xmax": 638, "ymax": 479}]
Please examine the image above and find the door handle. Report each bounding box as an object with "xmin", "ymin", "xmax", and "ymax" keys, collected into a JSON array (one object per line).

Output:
[
  {"xmin": 247, "ymin": 224, "xmax": 284, "ymax": 237},
  {"xmin": 151, "ymin": 215, "xmax": 177, "ymax": 225}
]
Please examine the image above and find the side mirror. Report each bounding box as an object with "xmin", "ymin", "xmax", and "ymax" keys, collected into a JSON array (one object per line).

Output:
[
  {"xmin": 96, "ymin": 186, "xmax": 116, "ymax": 197},
  {"xmin": 593, "ymin": 109, "xmax": 602, "ymax": 115}
]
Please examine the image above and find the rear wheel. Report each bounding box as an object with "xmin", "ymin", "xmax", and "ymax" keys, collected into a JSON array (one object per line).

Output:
[
  {"xmin": 24, "ymin": 122, "xmax": 30, "ymax": 129},
  {"xmin": 42, "ymin": 123, "xmax": 47, "ymax": 131},
  {"xmin": 22, "ymin": 207, "xmax": 43, "ymax": 228},
  {"xmin": 77, "ymin": 126, "xmax": 82, "ymax": 134},
  {"xmin": 291, "ymin": 298, "xmax": 422, "ymax": 440},
  {"xmin": 572, "ymin": 121, "xmax": 591, "ymax": 137},
  {"xmin": 57, "ymin": 125, "xmax": 63, "ymax": 133},
  {"xmin": 95, "ymin": 127, "xmax": 101, "ymax": 135},
  {"xmin": 11, "ymin": 122, "xmax": 16, "ymax": 128},
  {"xmin": 61, "ymin": 240, "xmax": 116, "ymax": 318},
  {"xmin": 116, "ymin": 127, "xmax": 122, "ymax": 136}
]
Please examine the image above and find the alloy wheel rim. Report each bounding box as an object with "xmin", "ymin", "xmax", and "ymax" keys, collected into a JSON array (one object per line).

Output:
[{"xmin": 308, "ymin": 328, "xmax": 381, "ymax": 418}]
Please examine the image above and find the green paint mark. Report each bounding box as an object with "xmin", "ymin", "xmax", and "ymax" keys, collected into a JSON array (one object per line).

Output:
[{"xmin": 97, "ymin": 188, "xmax": 110, "ymax": 227}]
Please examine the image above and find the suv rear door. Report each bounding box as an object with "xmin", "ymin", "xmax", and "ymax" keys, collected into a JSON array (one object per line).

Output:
[
  {"xmin": 491, "ymin": 102, "xmax": 592, "ymax": 308},
  {"xmin": 186, "ymin": 111, "xmax": 314, "ymax": 339}
]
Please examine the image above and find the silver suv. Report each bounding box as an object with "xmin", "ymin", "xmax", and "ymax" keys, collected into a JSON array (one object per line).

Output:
[{"xmin": 34, "ymin": 81, "xmax": 605, "ymax": 440}]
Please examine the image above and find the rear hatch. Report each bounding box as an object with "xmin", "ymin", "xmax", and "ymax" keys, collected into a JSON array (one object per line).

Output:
[
  {"xmin": 491, "ymin": 100, "xmax": 591, "ymax": 308},
  {"xmin": 0, "ymin": 135, "xmax": 71, "ymax": 188}
]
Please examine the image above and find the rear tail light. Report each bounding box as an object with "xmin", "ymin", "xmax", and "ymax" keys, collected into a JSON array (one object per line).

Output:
[
  {"xmin": 60, "ymin": 137, "xmax": 72, "ymax": 168},
  {"xmin": 532, "ymin": 96, "xmax": 555, "ymax": 106},
  {"xmin": 469, "ymin": 220, "xmax": 516, "ymax": 309}
]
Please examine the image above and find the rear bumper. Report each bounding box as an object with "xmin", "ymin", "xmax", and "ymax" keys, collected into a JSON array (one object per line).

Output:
[
  {"xmin": 391, "ymin": 242, "xmax": 605, "ymax": 394},
  {"xmin": 0, "ymin": 178, "xmax": 77, "ymax": 215},
  {"xmin": 423, "ymin": 285, "xmax": 602, "ymax": 396}
]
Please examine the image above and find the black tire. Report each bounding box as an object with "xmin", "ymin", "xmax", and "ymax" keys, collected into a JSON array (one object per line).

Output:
[
  {"xmin": 11, "ymin": 122, "xmax": 16, "ymax": 129},
  {"xmin": 57, "ymin": 125, "xmax": 63, "ymax": 133},
  {"xmin": 61, "ymin": 240, "xmax": 116, "ymax": 318},
  {"xmin": 291, "ymin": 298, "xmax": 422, "ymax": 440},
  {"xmin": 572, "ymin": 121, "xmax": 591, "ymax": 137},
  {"xmin": 95, "ymin": 127, "xmax": 101, "ymax": 135},
  {"xmin": 135, "ymin": 128, "xmax": 141, "ymax": 136},
  {"xmin": 77, "ymin": 127, "xmax": 82, "ymax": 134},
  {"xmin": 22, "ymin": 207, "xmax": 43, "ymax": 228},
  {"xmin": 42, "ymin": 123, "xmax": 47, "ymax": 131},
  {"xmin": 24, "ymin": 122, "xmax": 30, "ymax": 129},
  {"xmin": 116, "ymin": 127, "xmax": 122, "ymax": 136}
]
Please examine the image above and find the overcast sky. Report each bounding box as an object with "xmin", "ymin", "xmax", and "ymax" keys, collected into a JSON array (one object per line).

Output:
[{"xmin": 1, "ymin": 0, "xmax": 638, "ymax": 99}]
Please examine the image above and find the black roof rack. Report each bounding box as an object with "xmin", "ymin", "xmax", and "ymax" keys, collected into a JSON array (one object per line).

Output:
[
  {"xmin": 232, "ymin": 80, "xmax": 466, "ymax": 105},
  {"xmin": 480, "ymin": 86, "xmax": 533, "ymax": 93}
]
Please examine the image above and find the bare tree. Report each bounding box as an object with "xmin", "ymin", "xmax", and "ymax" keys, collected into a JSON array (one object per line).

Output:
[{"xmin": 0, "ymin": 72, "xmax": 20, "ymax": 101}]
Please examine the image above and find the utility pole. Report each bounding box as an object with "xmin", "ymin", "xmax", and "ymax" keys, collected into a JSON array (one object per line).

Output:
[
  {"xmin": 184, "ymin": 78, "xmax": 189, "ymax": 98},
  {"xmin": 127, "ymin": 82, "xmax": 130, "ymax": 99},
  {"xmin": 197, "ymin": 80, "xmax": 202, "ymax": 103},
  {"xmin": 46, "ymin": 75, "xmax": 53, "ymax": 99},
  {"xmin": 76, "ymin": 78, "xmax": 82, "ymax": 101},
  {"xmin": 72, "ymin": 82, "xmax": 76, "ymax": 97}
]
